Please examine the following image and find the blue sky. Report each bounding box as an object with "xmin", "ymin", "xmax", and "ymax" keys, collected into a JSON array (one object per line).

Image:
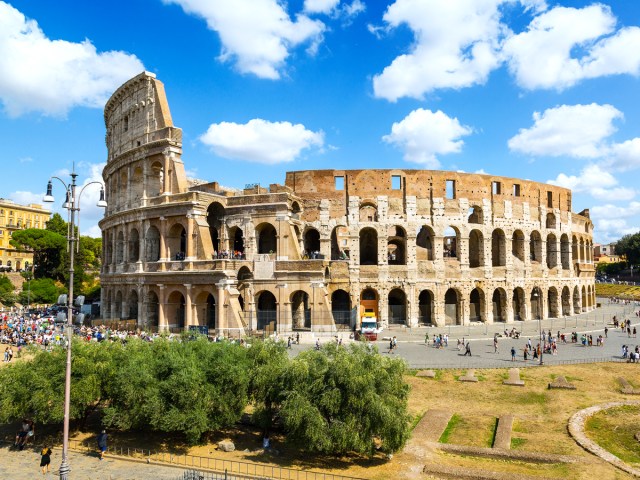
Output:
[{"xmin": 1, "ymin": 0, "xmax": 640, "ymax": 243}]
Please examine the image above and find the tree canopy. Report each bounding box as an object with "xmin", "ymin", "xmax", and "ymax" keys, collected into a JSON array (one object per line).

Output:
[{"xmin": 616, "ymin": 231, "xmax": 640, "ymax": 266}]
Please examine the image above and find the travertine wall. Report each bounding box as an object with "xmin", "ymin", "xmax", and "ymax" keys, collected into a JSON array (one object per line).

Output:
[{"xmin": 99, "ymin": 73, "xmax": 595, "ymax": 334}]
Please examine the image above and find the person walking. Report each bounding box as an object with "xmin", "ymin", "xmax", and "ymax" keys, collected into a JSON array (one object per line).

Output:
[
  {"xmin": 40, "ymin": 446, "xmax": 52, "ymax": 475},
  {"xmin": 97, "ymin": 429, "xmax": 108, "ymax": 460},
  {"xmin": 511, "ymin": 346, "xmax": 516, "ymax": 361},
  {"xmin": 464, "ymin": 342, "xmax": 471, "ymax": 356},
  {"xmin": 604, "ymin": 327, "xmax": 608, "ymax": 338},
  {"xmin": 493, "ymin": 335, "xmax": 499, "ymax": 353}
]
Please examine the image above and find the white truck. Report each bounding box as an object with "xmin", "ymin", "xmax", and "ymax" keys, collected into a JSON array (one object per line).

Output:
[{"xmin": 358, "ymin": 309, "xmax": 382, "ymax": 341}]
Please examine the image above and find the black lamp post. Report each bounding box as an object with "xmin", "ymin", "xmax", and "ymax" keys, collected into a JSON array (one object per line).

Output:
[{"xmin": 532, "ymin": 288, "xmax": 543, "ymax": 365}]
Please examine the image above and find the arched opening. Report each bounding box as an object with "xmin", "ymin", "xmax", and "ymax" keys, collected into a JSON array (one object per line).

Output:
[
  {"xmin": 530, "ymin": 231, "xmax": 542, "ymax": 263},
  {"xmin": 147, "ymin": 161, "xmax": 163, "ymax": 198},
  {"xmin": 167, "ymin": 224, "xmax": 186, "ymax": 261},
  {"xmin": 572, "ymin": 236, "xmax": 579, "ymax": 264},
  {"xmin": 468, "ymin": 229, "xmax": 484, "ymax": 268},
  {"xmin": 581, "ymin": 285, "xmax": 587, "ymax": 310},
  {"xmin": 418, "ymin": 290, "xmax": 434, "ymax": 325},
  {"xmin": 547, "ymin": 287, "xmax": 559, "ymax": 318},
  {"xmin": 387, "ymin": 226, "xmax": 406, "ymax": 265},
  {"xmin": 195, "ymin": 291, "xmax": 216, "ymax": 329},
  {"xmin": 145, "ymin": 226, "xmax": 160, "ymax": 262},
  {"xmin": 573, "ymin": 286, "xmax": 581, "ymax": 314},
  {"xmin": 546, "ymin": 212, "xmax": 556, "ymax": 229},
  {"xmin": 331, "ymin": 226, "xmax": 349, "ymax": 260},
  {"xmin": 119, "ymin": 170, "xmax": 128, "ymax": 209},
  {"xmin": 579, "ymin": 238, "xmax": 585, "ymax": 262},
  {"xmin": 229, "ymin": 226, "xmax": 245, "ymax": 256},
  {"xmin": 257, "ymin": 291, "xmax": 277, "ymax": 331},
  {"xmin": 128, "ymin": 229, "xmax": 140, "ymax": 262},
  {"xmin": 116, "ymin": 231, "xmax": 124, "ymax": 264},
  {"xmin": 128, "ymin": 290, "xmax": 138, "ymax": 320},
  {"xmin": 468, "ymin": 205, "xmax": 483, "ymax": 224},
  {"xmin": 416, "ymin": 226, "xmax": 434, "ymax": 261},
  {"xmin": 291, "ymin": 201, "xmax": 301, "ymax": 215},
  {"xmin": 492, "ymin": 289, "xmax": 506, "ymax": 322},
  {"xmin": 444, "ymin": 289, "xmax": 460, "ymax": 325},
  {"xmin": 237, "ymin": 266, "xmax": 253, "ymax": 282},
  {"xmin": 257, "ymin": 223, "xmax": 277, "ymax": 255},
  {"xmin": 531, "ymin": 287, "xmax": 542, "ymax": 320},
  {"xmin": 145, "ymin": 291, "xmax": 159, "ymax": 329},
  {"xmin": 291, "ymin": 290, "xmax": 311, "ymax": 330},
  {"xmin": 331, "ymin": 289, "xmax": 351, "ymax": 327},
  {"xmin": 359, "ymin": 202, "xmax": 377, "ymax": 222},
  {"xmin": 546, "ymin": 234, "xmax": 558, "ymax": 269},
  {"xmin": 360, "ymin": 288, "xmax": 378, "ymax": 323},
  {"xmin": 561, "ymin": 234, "xmax": 570, "ymax": 270},
  {"xmin": 512, "ymin": 230, "xmax": 525, "ymax": 263},
  {"xmin": 131, "ymin": 166, "xmax": 144, "ymax": 205},
  {"xmin": 491, "ymin": 229, "xmax": 506, "ymax": 267},
  {"xmin": 115, "ymin": 291, "xmax": 123, "ymax": 319},
  {"xmin": 512, "ymin": 287, "xmax": 525, "ymax": 321},
  {"xmin": 443, "ymin": 226, "xmax": 459, "ymax": 260},
  {"xmin": 166, "ymin": 291, "xmax": 186, "ymax": 330},
  {"xmin": 359, "ymin": 227, "xmax": 378, "ymax": 265},
  {"xmin": 469, "ymin": 288, "xmax": 485, "ymax": 322},
  {"xmin": 304, "ymin": 228, "xmax": 321, "ymax": 258},
  {"xmin": 561, "ymin": 286, "xmax": 571, "ymax": 316},
  {"xmin": 388, "ymin": 288, "xmax": 407, "ymax": 324}
]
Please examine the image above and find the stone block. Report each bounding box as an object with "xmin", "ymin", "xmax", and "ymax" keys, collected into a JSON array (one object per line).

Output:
[
  {"xmin": 548, "ymin": 375, "xmax": 576, "ymax": 390},
  {"xmin": 459, "ymin": 369, "xmax": 478, "ymax": 382},
  {"xmin": 416, "ymin": 369, "xmax": 436, "ymax": 378},
  {"xmin": 218, "ymin": 440, "xmax": 235, "ymax": 452},
  {"xmin": 618, "ymin": 377, "xmax": 640, "ymax": 395},
  {"xmin": 493, "ymin": 415, "xmax": 514, "ymax": 450},
  {"xmin": 503, "ymin": 368, "xmax": 524, "ymax": 386}
]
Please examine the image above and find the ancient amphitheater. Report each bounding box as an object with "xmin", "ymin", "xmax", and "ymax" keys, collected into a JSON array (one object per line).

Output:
[{"xmin": 99, "ymin": 72, "xmax": 595, "ymax": 335}]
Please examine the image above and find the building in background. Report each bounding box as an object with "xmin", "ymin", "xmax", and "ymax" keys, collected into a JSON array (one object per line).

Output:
[
  {"xmin": 0, "ymin": 199, "xmax": 51, "ymax": 271},
  {"xmin": 99, "ymin": 73, "xmax": 596, "ymax": 335},
  {"xmin": 593, "ymin": 243, "xmax": 622, "ymax": 265}
]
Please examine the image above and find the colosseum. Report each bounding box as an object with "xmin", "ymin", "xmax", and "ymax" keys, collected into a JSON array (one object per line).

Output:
[{"xmin": 99, "ymin": 72, "xmax": 596, "ymax": 335}]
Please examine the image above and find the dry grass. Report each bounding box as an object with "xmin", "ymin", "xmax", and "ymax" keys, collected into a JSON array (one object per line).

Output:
[{"xmin": 585, "ymin": 404, "xmax": 640, "ymax": 467}]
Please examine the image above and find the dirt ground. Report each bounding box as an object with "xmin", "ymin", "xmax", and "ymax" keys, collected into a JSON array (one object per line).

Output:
[{"xmin": 2, "ymin": 362, "xmax": 640, "ymax": 479}]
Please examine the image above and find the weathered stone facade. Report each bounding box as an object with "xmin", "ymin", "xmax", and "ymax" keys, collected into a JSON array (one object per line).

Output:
[{"xmin": 100, "ymin": 72, "xmax": 595, "ymax": 334}]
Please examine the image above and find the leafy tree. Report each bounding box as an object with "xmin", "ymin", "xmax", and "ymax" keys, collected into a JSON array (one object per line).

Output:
[
  {"xmin": 0, "ymin": 274, "xmax": 16, "ymax": 306},
  {"xmin": 46, "ymin": 213, "xmax": 70, "ymax": 237},
  {"xmin": 19, "ymin": 277, "xmax": 62, "ymax": 305},
  {"xmin": 10, "ymin": 229, "xmax": 66, "ymax": 280},
  {"xmin": 616, "ymin": 231, "xmax": 640, "ymax": 266}
]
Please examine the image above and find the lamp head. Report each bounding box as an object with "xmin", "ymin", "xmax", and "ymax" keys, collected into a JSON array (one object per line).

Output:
[
  {"xmin": 43, "ymin": 180, "xmax": 54, "ymax": 203},
  {"xmin": 97, "ymin": 187, "xmax": 107, "ymax": 208},
  {"xmin": 62, "ymin": 190, "xmax": 72, "ymax": 209}
]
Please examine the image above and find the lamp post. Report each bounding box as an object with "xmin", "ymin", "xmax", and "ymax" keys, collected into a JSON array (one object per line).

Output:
[
  {"xmin": 532, "ymin": 288, "xmax": 543, "ymax": 365},
  {"xmin": 43, "ymin": 170, "xmax": 106, "ymax": 480}
]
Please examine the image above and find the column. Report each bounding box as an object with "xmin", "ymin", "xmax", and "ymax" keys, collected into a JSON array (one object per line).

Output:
[
  {"xmin": 217, "ymin": 283, "xmax": 225, "ymax": 332},
  {"xmin": 136, "ymin": 287, "xmax": 143, "ymax": 329},
  {"xmin": 186, "ymin": 215, "xmax": 194, "ymax": 260},
  {"xmin": 185, "ymin": 284, "xmax": 193, "ymax": 327},
  {"xmin": 158, "ymin": 286, "xmax": 167, "ymax": 331}
]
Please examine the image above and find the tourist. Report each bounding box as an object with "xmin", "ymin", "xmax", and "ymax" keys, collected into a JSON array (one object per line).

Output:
[
  {"xmin": 510, "ymin": 346, "xmax": 516, "ymax": 361},
  {"xmin": 464, "ymin": 342, "xmax": 471, "ymax": 356},
  {"xmin": 97, "ymin": 430, "xmax": 108, "ymax": 460},
  {"xmin": 40, "ymin": 446, "xmax": 52, "ymax": 474}
]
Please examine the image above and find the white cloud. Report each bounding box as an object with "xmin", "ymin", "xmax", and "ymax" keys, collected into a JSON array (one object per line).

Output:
[
  {"xmin": 590, "ymin": 202, "xmax": 640, "ymax": 243},
  {"xmin": 606, "ymin": 138, "xmax": 640, "ymax": 172},
  {"xmin": 508, "ymin": 104, "xmax": 622, "ymax": 158},
  {"xmin": 591, "ymin": 202, "xmax": 640, "ymax": 220},
  {"xmin": 163, "ymin": 0, "xmax": 325, "ymax": 80},
  {"xmin": 304, "ymin": 0, "xmax": 340, "ymax": 14},
  {"xmin": 8, "ymin": 191, "xmax": 47, "ymax": 206},
  {"xmin": 382, "ymin": 108, "xmax": 472, "ymax": 167},
  {"xmin": 199, "ymin": 119, "xmax": 324, "ymax": 164},
  {"xmin": 548, "ymin": 164, "xmax": 635, "ymax": 202},
  {"xmin": 503, "ymin": 4, "xmax": 640, "ymax": 90},
  {"xmin": 0, "ymin": 1, "xmax": 143, "ymax": 117},
  {"xmin": 372, "ymin": 0, "xmax": 506, "ymax": 101}
]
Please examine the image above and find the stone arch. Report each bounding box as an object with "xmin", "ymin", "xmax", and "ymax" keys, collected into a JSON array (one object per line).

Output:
[
  {"xmin": 116, "ymin": 231, "xmax": 125, "ymax": 264},
  {"xmin": 195, "ymin": 291, "xmax": 216, "ymax": 329},
  {"xmin": 530, "ymin": 231, "xmax": 542, "ymax": 263},
  {"xmin": 304, "ymin": 228, "xmax": 321, "ymax": 257},
  {"xmin": 291, "ymin": 290, "xmax": 311, "ymax": 330},
  {"xmin": 469, "ymin": 288, "xmax": 485, "ymax": 322},
  {"xmin": 582, "ymin": 285, "xmax": 587, "ymax": 310},
  {"xmin": 128, "ymin": 290, "xmax": 139, "ymax": 320},
  {"xmin": 256, "ymin": 290, "xmax": 277, "ymax": 331},
  {"xmin": 115, "ymin": 290, "xmax": 123, "ymax": 319},
  {"xmin": 468, "ymin": 229, "xmax": 484, "ymax": 268},
  {"xmin": 229, "ymin": 226, "xmax": 244, "ymax": 255},
  {"xmin": 387, "ymin": 225, "xmax": 406, "ymax": 265},
  {"xmin": 128, "ymin": 228, "xmax": 140, "ymax": 262},
  {"xmin": 331, "ymin": 225, "xmax": 348, "ymax": 260},
  {"xmin": 237, "ymin": 266, "xmax": 253, "ymax": 281},
  {"xmin": 531, "ymin": 287, "xmax": 543, "ymax": 320},
  {"xmin": 561, "ymin": 234, "xmax": 570, "ymax": 270},
  {"xmin": 331, "ymin": 289, "xmax": 351, "ymax": 326},
  {"xmin": 512, "ymin": 287, "xmax": 525, "ymax": 321},
  {"xmin": 145, "ymin": 291, "xmax": 159, "ymax": 329},
  {"xmin": 579, "ymin": 238, "xmax": 585, "ymax": 262},
  {"xmin": 491, "ymin": 229, "xmax": 506, "ymax": 267},
  {"xmin": 118, "ymin": 169, "xmax": 128, "ymax": 208},
  {"xmin": 546, "ymin": 233, "xmax": 558, "ymax": 269},
  {"xmin": 359, "ymin": 201, "xmax": 377, "ymax": 222},
  {"xmin": 147, "ymin": 161, "xmax": 163, "ymax": 198},
  {"xmin": 166, "ymin": 290, "xmax": 186, "ymax": 329},
  {"xmin": 468, "ymin": 205, "xmax": 483, "ymax": 224},
  {"xmin": 418, "ymin": 290, "xmax": 434, "ymax": 325},
  {"xmin": 512, "ymin": 230, "xmax": 525, "ymax": 263},
  {"xmin": 359, "ymin": 227, "xmax": 378, "ymax": 265},
  {"xmin": 547, "ymin": 287, "xmax": 559, "ymax": 318},
  {"xmin": 388, "ymin": 288, "xmax": 407, "ymax": 324},
  {"xmin": 167, "ymin": 223, "xmax": 186, "ymax": 260},
  {"xmin": 572, "ymin": 235, "xmax": 579, "ymax": 263},
  {"xmin": 256, "ymin": 223, "xmax": 277, "ymax": 255},
  {"xmin": 291, "ymin": 201, "xmax": 301, "ymax": 215},
  {"xmin": 444, "ymin": 288, "xmax": 461, "ymax": 325},
  {"xmin": 416, "ymin": 225, "xmax": 434, "ymax": 261},
  {"xmin": 131, "ymin": 166, "xmax": 144, "ymax": 205},
  {"xmin": 561, "ymin": 286, "xmax": 571, "ymax": 316},
  {"xmin": 492, "ymin": 288, "xmax": 507, "ymax": 322},
  {"xmin": 443, "ymin": 226, "xmax": 459, "ymax": 260},
  {"xmin": 207, "ymin": 202, "xmax": 225, "ymax": 253},
  {"xmin": 360, "ymin": 288, "xmax": 379, "ymax": 321},
  {"xmin": 145, "ymin": 226, "xmax": 160, "ymax": 262},
  {"xmin": 573, "ymin": 286, "xmax": 581, "ymax": 314},
  {"xmin": 546, "ymin": 212, "xmax": 556, "ymax": 229}
]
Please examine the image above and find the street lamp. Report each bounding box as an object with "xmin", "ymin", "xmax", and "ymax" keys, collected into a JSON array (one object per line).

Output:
[
  {"xmin": 532, "ymin": 288, "xmax": 543, "ymax": 365},
  {"xmin": 43, "ymin": 170, "xmax": 106, "ymax": 480}
]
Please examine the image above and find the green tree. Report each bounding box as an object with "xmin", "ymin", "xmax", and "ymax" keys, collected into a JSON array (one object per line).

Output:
[
  {"xmin": 616, "ymin": 231, "xmax": 640, "ymax": 266},
  {"xmin": 0, "ymin": 274, "xmax": 16, "ymax": 306},
  {"xmin": 10, "ymin": 229, "xmax": 66, "ymax": 280},
  {"xmin": 46, "ymin": 213, "xmax": 69, "ymax": 237},
  {"xmin": 19, "ymin": 277, "xmax": 62, "ymax": 305}
]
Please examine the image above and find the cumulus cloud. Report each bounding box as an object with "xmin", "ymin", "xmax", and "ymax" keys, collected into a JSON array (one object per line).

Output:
[
  {"xmin": 508, "ymin": 104, "xmax": 622, "ymax": 158},
  {"xmin": 163, "ymin": 0, "xmax": 325, "ymax": 79},
  {"xmin": 304, "ymin": 0, "xmax": 340, "ymax": 14},
  {"xmin": 606, "ymin": 138, "xmax": 640, "ymax": 172},
  {"xmin": 199, "ymin": 119, "xmax": 324, "ymax": 164},
  {"xmin": 0, "ymin": 1, "xmax": 144, "ymax": 117},
  {"xmin": 503, "ymin": 4, "xmax": 640, "ymax": 90},
  {"xmin": 548, "ymin": 164, "xmax": 635, "ymax": 201},
  {"xmin": 382, "ymin": 109, "xmax": 472, "ymax": 168},
  {"xmin": 590, "ymin": 202, "xmax": 640, "ymax": 242}
]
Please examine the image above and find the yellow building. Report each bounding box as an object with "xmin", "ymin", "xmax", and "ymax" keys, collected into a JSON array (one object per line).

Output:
[{"xmin": 0, "ymin": 199, "xmax": 51, "ymax": 271}]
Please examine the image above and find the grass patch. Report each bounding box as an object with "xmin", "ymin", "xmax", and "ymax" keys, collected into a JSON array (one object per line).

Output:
[
  {"xmin": 511, "ymin": 437, "xmax": 527, "ymax": 449},
  {"xmin": 439, "ymin": 414, "xmax": 461, "ymax": 443},
  {"xmin": 409, "ymin": 411, "xmax": 425, "ymax": 432},
  {"xmin": 512, "ymin": 391, "xmax": 547, "ymax": 406},
  {"xmin": 441, "ymin": 414, "xmax": 497, "ymax": 448},
  {"xmin": 585, "ymin": 405, "xmax": 640, "ymax": 466}
]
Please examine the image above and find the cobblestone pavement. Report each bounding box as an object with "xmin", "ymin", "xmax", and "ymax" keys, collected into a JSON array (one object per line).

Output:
[{"xmin": 0, "ymin": 445, "xmax": 185, "ymax": 480}]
